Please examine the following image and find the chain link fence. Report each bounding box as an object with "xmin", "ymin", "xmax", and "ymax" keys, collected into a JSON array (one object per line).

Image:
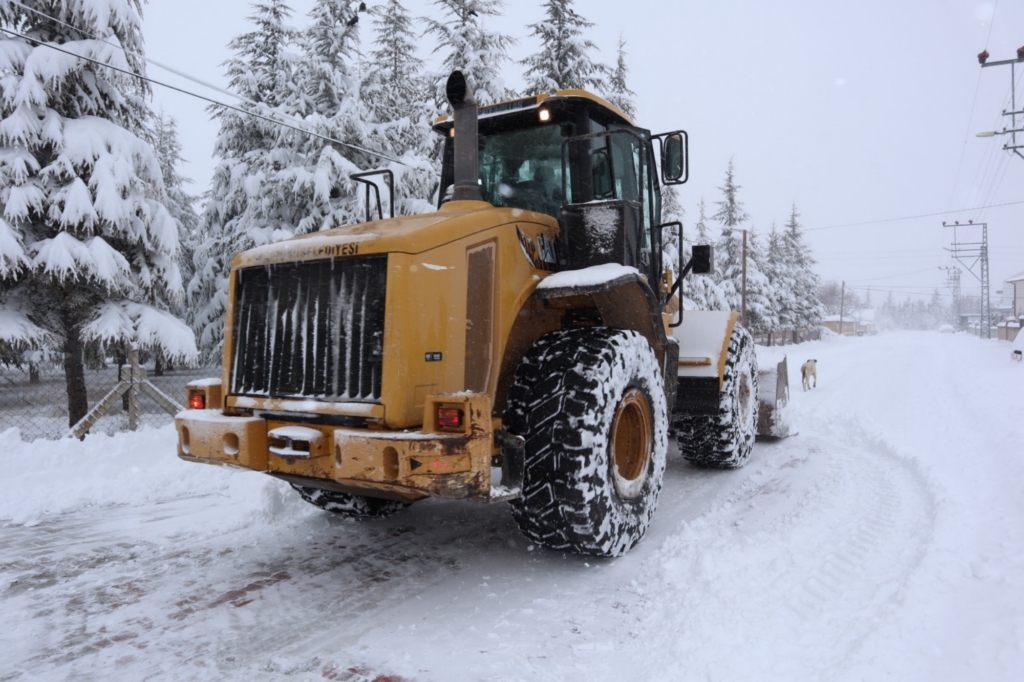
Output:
[{"xmin": 0, "ymin": 355, "xmax": 219, "ymax": 442}]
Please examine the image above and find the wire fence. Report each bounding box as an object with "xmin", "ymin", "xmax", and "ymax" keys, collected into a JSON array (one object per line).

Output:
[{"xmin": 0, "ymin": 358, "xmax": 219, "ymax": 442}]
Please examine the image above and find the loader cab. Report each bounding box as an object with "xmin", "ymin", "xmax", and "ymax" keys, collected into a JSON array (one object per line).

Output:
[{"xmin": 433, "ymin": 92, "xmax": 687, "ymax": 285}]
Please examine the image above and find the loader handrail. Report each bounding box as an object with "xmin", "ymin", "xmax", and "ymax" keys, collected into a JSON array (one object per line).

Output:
[
  {"xmin": 654, "ymin": 220, "xmax": 683, "ymax": 327},
  {"xmin": 351, "ymin": 169, "xmax": 395, "ymax": 222}
]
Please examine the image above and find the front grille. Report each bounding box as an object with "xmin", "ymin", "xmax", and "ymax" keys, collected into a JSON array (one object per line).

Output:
[{"xmin": 231, "ymin": 256, "xmax": 387, "ymax": 402}]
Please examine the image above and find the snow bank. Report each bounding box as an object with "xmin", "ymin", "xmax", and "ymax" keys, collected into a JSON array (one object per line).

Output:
[
  {"xmin": 0, "ymin": 425, "xmax": 300, "ymax": 527},
  {"xmin": 755, "ymin": 343, "xmax": 790, "ymax": 369}
]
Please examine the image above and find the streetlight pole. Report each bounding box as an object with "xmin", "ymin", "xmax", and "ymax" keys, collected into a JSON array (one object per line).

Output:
[
  {"xmin": 977, "ymin": 48, "xmax": 1024, "ymax": 161},
  {"xmin": 839, "ymin": 281, "xmax": 846, "ymax": 336},
  {"xmin": 741, "ymin": 229, "xmax": 748, "ymax": 328}
]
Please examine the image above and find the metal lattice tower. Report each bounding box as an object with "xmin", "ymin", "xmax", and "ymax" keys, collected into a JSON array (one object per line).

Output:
[
  {"xmin": 940, "ymin": 265, "xmax": 962, "ymax": 326},
  {"xmin": 944, "ymin": 221, "xmax": 991, "ymax": 338}
]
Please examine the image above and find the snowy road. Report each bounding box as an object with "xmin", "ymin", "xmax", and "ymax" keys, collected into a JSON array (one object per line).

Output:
[{"xmin": 2, "ymin": 331, "xmax": 1023, "ymax": 681}]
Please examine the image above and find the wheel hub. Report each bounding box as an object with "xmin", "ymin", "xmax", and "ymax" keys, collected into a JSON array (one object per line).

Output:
[{"xmin": 610, "ymin": 388, "xmax": 653, "ymax": 499}]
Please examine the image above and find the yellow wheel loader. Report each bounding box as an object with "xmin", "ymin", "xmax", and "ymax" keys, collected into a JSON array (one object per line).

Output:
[{"xmin": 176, "ymin": 71, "xmax": 785, "ymax": 557}]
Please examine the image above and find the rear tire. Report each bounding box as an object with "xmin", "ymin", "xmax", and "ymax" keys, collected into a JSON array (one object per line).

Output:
[
  {"xmin": 290, "ymin": 485, "xmax": 410, "ymax": 519},
  {"xmin": 504, "ymin": 327, "xmax": 668, "ymax": 557},
  {"xmin": 675, "ymin": 324, "xmax": 758, "ymax": 469}
]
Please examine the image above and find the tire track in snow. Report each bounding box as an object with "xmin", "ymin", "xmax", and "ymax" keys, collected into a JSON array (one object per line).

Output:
[
  {"xmin": 0, "ymin": 492, "xmax": 532, "ymax": 680},
  {"xmin": 632, "ymin": 421, "xmax": 936, "ymax": 680}
]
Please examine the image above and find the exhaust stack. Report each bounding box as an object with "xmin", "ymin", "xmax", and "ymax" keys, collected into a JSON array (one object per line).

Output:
[{"xmin": 446, "ymin": 71, "xmax": 483, "ymax": 202}]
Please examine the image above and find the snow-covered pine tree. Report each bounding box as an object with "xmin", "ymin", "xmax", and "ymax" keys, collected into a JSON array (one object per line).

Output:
[
  {"xmin": 605, "ymin": 35, "xmax": 636, "ymax": 119},
  {"xmin": 364, "ymin": 0, "xmax": 439, "ymax": 214},
  {"xmin": 148, "ymin": 110, "xmax": 198, "ymax": 315},
  {"xmin": 764, "ymin": 222, "xmax": 796, "ymax": 343},
  {"xmin": 521, "ymin": 0, "xmax": 606, "ymax": 95},
  {"xmin": 425, "ymin": 0, "xmax": 516, "ymax": 108},
  {"xmin": 288, "ymin": 0, "xmax": 380, "ymax": 233},
  {"xmin": 681, "ymin": 197, "xmax": 727, "ymax": 311},
  {"xmin": 743, "ymin": 225, "xmax": 777, "ymax": 337},
  {"xmin": 711, "ymin": 159, "xmax": 749, "ymax": 313},
  {"xmin": 190, "ymin": 0, "xmax": 305, "ymax": 363},
  {"xmin": 692, "ymin": 198, "xmax": 714, "ymax": 245},
  {"xmin": 712, "ymin": 159, "xmax": 772, "ymax": 331},
  {"xmin": 0, "ymin": 0, "xmax": 195, "ymax": 426},
  {"xmin": 364, "ymin": 0, "xmax": 426, "ymax": 146},
  {"xmin": 782, "ymin": 203, "xmax": 824, "ymax": 338}
]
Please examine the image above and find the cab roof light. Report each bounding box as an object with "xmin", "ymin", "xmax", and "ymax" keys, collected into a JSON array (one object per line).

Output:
[{"xmin": 539, "ymin": 108, "xmax": 551, "ymax": 122}]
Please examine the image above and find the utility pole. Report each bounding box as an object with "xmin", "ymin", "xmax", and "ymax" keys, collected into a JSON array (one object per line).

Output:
[
  {"xmin": 839, "ymin": 281, "xmax": 846, "ymax": 336},
  {"xmin": 741, "ymin": 229, "xmax": 748, "ymax": 328},
  {"xmin": 940, "ymin": 265, "xmax": 962, "ymax": 328},
  {"xmin": 977, "ymin": 47, "xmax": 1024, "ymax": 161},
  {"xmin": 944, "ymin": 221, "xmax": 990, "ymax": 338}
]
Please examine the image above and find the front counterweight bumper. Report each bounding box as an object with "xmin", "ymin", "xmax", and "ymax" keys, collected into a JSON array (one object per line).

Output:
[{"xmin": 174, "ymin": 393, "xmax": 523, "ymax": 503}]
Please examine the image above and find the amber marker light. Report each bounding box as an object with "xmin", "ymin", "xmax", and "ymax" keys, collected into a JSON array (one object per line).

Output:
[{"xmin": 189, "ymin": 394, "xmax": 207, "ymax": 410}]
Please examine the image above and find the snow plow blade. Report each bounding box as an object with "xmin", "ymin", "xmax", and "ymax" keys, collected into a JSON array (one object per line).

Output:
[{"xmin": 756, "ymin": 355, "xmax": 790, "ymax": 439}]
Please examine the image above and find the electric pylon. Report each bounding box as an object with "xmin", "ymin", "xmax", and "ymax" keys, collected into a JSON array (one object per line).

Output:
[{"xmin": 943, "ymin": 221, "xmax": 990, "ymax": 337}]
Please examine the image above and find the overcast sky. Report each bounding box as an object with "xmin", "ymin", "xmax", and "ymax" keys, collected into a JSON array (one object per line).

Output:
[{"xmin": 142, "ymin": 0, "xmax": 1024, "ymax": 306}]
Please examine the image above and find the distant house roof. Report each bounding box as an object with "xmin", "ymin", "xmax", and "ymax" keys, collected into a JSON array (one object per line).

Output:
[
  {"xmin": 1008, "ymin": 270, "xmax": 1024, "ymax": 283},
  {"xmin": 823, "ymin": 315, "xmax": 853, "ymax": 323},
  {"xmin": 858, "ymin": 309, "xmax": 876, "ymax": 323}
]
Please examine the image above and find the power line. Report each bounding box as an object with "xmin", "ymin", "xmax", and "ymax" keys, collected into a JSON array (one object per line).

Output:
[
  {"xmin": 806, "ymin": 199, "xmax": 1024, "ymax": 231},
  {"xmin": 846, "ymin": 268, "xmax": 943, "ymax": 283},
  {"xmin": 948, "ymin": 0, "xmax": 999, "ymax": 208},
  {"xmin": 9, "ymin": 1, "xmax": 279, "ymax": 115},
  {"xmin": 0, "ymin": 25, "xmax": 408, "ymax": 166}
]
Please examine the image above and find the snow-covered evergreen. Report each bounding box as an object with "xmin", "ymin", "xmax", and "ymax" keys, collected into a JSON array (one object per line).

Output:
[
  {"xmin": 147, "ymin": 110, "xmax": 198, "ymax": 315},
  {"xmin": 0, "ymin": 0, "xmax": 195, "ymax": 425},
  {"xmin": 289, "ymin": 0, "xmax": 382, "ymax": 232},
  {"xmin": 521, "ymin": 0, "xmax": 606, "ymax": 95},
  {"xmin": 364, "ymin": 0, "xmax": 427, "ymax": 147},
  {"xmin": 363, "ymin": 0, "xmax": 439, "ymax": 214},
  {"xmin": 711, "ymin": 160, "xmax": 772, "ymax": 332},
  {"xmin": 425, "ymin": 0, "xmax": 516, "ymax": 108},
  {"xmin": 605, "ymin": 35, "xmax": 636, "ymax": 119},
  {"xmin": 190, "ymin": 0, "xmax": 306, "ymax": 363},
  {"xmin": 674, "ymin": 198, "xmax": 725, "ymax": 312},
  {"xmin": 764, "ymin": 222, "xmax": 796, "ymax": 340},
  {"xmin": 743, "ymin": 225, "xmax": 778, "ymax": 334},
  {"xmin": 782, "ymin": 203, "xmax": 824, "ymax": 333}
]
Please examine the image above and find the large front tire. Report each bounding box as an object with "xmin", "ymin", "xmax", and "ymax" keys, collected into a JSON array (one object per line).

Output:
[
  {"xmin": 504, "ymin": 328, "xmax": 668, "ymax": 557},
  {"xmin": 675, "ymin": 325, "xmax": 758, "ymax": 468},
  {"xmin": 290, "ymin": 485, "xmax": 410, "ymax": 519}
]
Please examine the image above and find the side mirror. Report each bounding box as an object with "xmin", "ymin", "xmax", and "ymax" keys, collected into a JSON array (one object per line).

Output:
[
  {"xmin": 690, "ymin": 244, "xmax": 713, "ymax": 274},
  {"xmin": 660, "ymin": 131, "xmax": 688, "ymax": 185}
]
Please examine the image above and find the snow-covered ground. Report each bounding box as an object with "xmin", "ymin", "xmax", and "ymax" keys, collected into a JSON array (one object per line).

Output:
[{"xmin": 1, "ymin": 330, "xmax": 1022, "ymax": 681}]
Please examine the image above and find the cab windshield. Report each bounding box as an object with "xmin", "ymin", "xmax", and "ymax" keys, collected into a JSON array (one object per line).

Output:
[{"xmin": 478, "ymin": 123, "xmax": 564, "ymax": 218}]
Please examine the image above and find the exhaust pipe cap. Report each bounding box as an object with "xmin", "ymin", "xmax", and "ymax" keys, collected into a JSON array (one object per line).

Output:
[{"xmin": 446, "ymin": 70, "xmax": 470, "ymax": 107}]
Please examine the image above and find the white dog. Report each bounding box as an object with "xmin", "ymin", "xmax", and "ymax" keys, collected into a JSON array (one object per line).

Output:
[{"xmin": 801, "ymin": 359, "xmax": 818, "ymax": 391}]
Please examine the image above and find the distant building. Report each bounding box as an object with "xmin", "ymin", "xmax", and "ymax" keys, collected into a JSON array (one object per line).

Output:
[
  {"xmin": 822, "ymin": 315, "xmax": 856, "ymax": 336},
  {"xmin": 857, "ymin": 309, "xmax": 877, "ymax": 335},
  {"xmin": 1008, "ymin": 270, "xmax": 1024, "ymax": 321},
  {"xmin": 1001, "ymin": 270, "xmax": 1024, "ymax": 342}
]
